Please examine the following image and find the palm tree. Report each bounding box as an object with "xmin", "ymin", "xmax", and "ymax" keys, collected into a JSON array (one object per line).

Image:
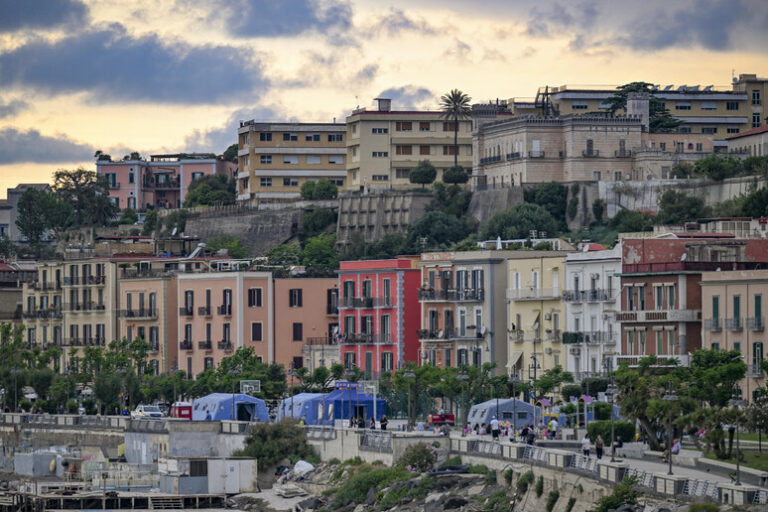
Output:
[{"xmin": 440, "ymin": 89, "xmax": 472, "ymax": 167}]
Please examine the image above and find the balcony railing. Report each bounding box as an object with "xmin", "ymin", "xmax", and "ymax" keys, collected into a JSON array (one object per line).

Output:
[
  {"xmin": 704, "ymin": 318, "xmax": 721, "ymax": 332},
  {"xmin": 121, "ymin": 269, "xmax": 173, "ymax": 279},
  {"xmin": 418, "ymin": 288, "xmax": 485, "ymax": 302},
  {"xmin": 305, "ymin": 336, "xmax": 336, "ymax": 346},
  {"xmin": 218, "ymin": 304, "xmax": 232, "ymax": 316},
  {"xmin": 508, "ymin": 288, "xmax": 560, "ymax": 301},
  {"xmin": 179, "ymin": 340, "xmax": 193, "ymax": 351},
  {"xmin": 218, "ymin": 340, "xmax": 233, "ymax": 352},
  {"xmin": 198, "ymin": 341, "xmax": 212, "ymax": 350},
  {"xmin": 479, "ymin": 155, "xmax": 502, "ymax": 165},
  {"xmin": 23, "ymin": 309, "xmax": 63, "ymax": 319},
  {"xmin": 63, "ymin": 276, "xmax": 106, "ymax": 286},
  {"xmin": 32, "ymin": 282, "xmax": 61, "ymax": 291},
  {"xmin": 108, "ymin": 182, "xmax": 120, "ymax": 189},
  {"xmin": 726, "ymin": 317, "xmax": 743, "ymax": 332},
  {"xmin": 149, "ymin": 343, "xmax": 159, "ymax": 353},
  {"xmin": 143, "ymin": 178, "xmax": 180, "ymax": 189},
  {"xmin": 506, "ymin": 152, "xmax": 521, "ymax": 160},
  {"xmin": 529, "ymin": 150, "xmax": 545, "ymax": 158},
  {"xmin": 616, "ymin": 309, "xmax": 701, "ymax": 322},
  {"xmin": 747, "ymin": 316, "xmax": 764, "ymax": 331},
  {"xmin": 616, "ymin": 354, "xmax": 690, "ymax": 367},
  {"xmin": 747, "ymin": 363, "xmax": 765, "ymax": 378},
  {"xmin": 119, "ymin": 309, "xmax": 157, "ymax": 319},
  {"xmin": 198, "ymin": 306, "xmax": 212, "ymax": 317},
  {"xmin": 614, "ymin": 149, "xmax": 632, "ymax": 158},
  {"xmin": 327, "ymin": 302, "xmax": 339, "ymax": 315},
  {"xmin": 582, "ymin": 149, "xmax": 600, "ymax": 157},
  {"xmin": 508, "ymin": 330, "xmax": 524, "ymax": 343},
  {"xmin": 340, "ymin": 333, "xmax": 394, "ymax": 344},
  {"xmin": 179, "ymin": 306, "xmax": 194, "ymax": 317},
  {"xmin": 563, "ymin": 289, "xmax": 614, "ymax": 302}
]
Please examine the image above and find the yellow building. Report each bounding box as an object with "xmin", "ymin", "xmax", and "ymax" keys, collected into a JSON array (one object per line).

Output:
[
  {"xmin": 345, "ymin": 98, "xmax": 473, "ymax": 191},
  {"xmin": 236, "ymin": 121, "xmax": 347, "ymax": 202},
  {"xmin": 506, "ymin": 254, "xmax": 570, "ymax": 380}
]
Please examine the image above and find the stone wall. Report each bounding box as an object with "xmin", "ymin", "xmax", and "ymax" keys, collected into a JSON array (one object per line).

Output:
[
  {"xmin": 336, "ymin": 192, "xmax": 433, "ymax": 247},
  {"xmin": 468, "ymin": 187, "xmax": 524, "ymax": 225}
]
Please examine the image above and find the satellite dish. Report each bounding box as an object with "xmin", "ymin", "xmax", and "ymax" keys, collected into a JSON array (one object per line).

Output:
[{"xmin": 171, "ymin": 227, "xmax": 177, "ymax": 236}]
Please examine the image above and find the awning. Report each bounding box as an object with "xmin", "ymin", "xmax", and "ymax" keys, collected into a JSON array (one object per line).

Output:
[
  {"xmin": 579, "ymin": 394, "xmax": 595, "ymax": 403},
  {"xmin": 537, "ymin": 398, "xmax": 552, "ymax": 407},
  {"xmin": 508, "ymin": 351, "xmax": 523, "ymax": 367}
]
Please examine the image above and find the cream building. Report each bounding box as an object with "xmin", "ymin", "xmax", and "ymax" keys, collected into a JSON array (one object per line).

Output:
[
  {"xmin": 700, "ymin": 270, "xmax": 767, "ymax": 402},
  {"xmin": 507, "ymin": 253, "xmax": 572, "ymax": 381},
  {"xmin": 236, "ymin": 121, "xmax": 347, "ymax": 202},
  {"xmin": 346, "ymin": 98, "xmax": 473, "ymax": 191},
  {"xmin": 727, "ymin": 125, "xmax": 768, "ymax": 157}
]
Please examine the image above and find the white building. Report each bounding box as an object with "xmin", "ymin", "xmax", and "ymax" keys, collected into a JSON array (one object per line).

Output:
[{"xmin": 563, "ymin": 244, "xmax": 622, "ymax": 380}]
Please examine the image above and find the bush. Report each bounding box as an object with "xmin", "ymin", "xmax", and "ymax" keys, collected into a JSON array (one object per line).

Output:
[
  {"xmin": 581, "ymin": 377, "xmax": 608, "ymax": 395},
  {"xmin": 66, "ymin": 399, "xmax": 79, "ymax": 414},
  {"xmin": 375, "ymin": 473, "xmax": 434, "ymax": 510},
  {"xmin": 300, "ymin": 181, "xmax": 316, "ymax": 200},
  {"xmin": 398, "ymin": 442, "xmax": 437, "ymax": 473},
  {"xmin": 119, "ymin": 208, "xmax": 138, "ymax": 225},
  {"xmin": 82, "ymin": 398, "xmax": 97, "ymax": 415},
  {"xmin": 587, "ymin": 420, "xmax": 635, "ymax": 444},
  {"xmin": 443, "ymin": 165, "xmax": 469, "ymax": 184},
  {"xmin": 503, "ymin": 468, "xmax": 515, "ymax": 485},
  {"xmin": 302, "ymin": 208, "xmax": 336, "ymax": 239},
  {"xmin": 561, "ymin": 384, "xmax": 582, "ymax": 402},
  {"xmin": 440, "ymin": 455, "xmax": 462, "ymax": 468},
  {"xmin": 516, "ymin": 470, "xmax": 534, "ymax": 493},
  {"xmin": 565, "ymin": 497, "xmax": 577, "ymax": 512},
  {"xmin": 206, "ymin": 233, "xmax": 248, "ymax": 258},
  {"xmin": 313, "ymin": 179, "xmax": 338, "ymax": 200},
  {"xmin": 592, "ymin": 476, "xmax": 639, "ymax": 512},
  {"xmin": 484, "ymin": 490, "xmax": 509, "ymax": 512},
  {"xmin": 328, "ymin": 457, "xmax": 340, "ymax": 465},
  {"xmin": 535, "ymin": 475, "xmax": 544, "ymax": 497},
  {"xmin": 689, "ymin": 504, "xmax": 719, "ymax": 512},
  {"xmin": 233, "ymin": 420, "xmax": 318, "ymax": 470},
  {"xmin": 546, "ymin": 490, "xmax": 560, "ymax": 512},
  {"xmin": 331, "ymin": 466, "xmax": 410, "ymax": 507}
]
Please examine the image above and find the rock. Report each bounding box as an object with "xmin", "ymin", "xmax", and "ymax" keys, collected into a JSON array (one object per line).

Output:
[
  {"xmin": 432, "ymin": 475, "xmax": 462, "ymax": 491},
  {"xmin": 353, "ymin": 504, "xmax": 366, "ymax": 512},
  {"xmin": 297, "ymin": 496, "xmax": 324, "ymax": 511},
  {"xmin": 443, "ymin": 495, "xmax": 468, "ymax": 509},
  {"xmin": 366, "ymin": 486, "xmax": 377, "ymax": 505},
  {"xmin": 424, "ymin": 493, "xmax": 446, "ymax": 512}
]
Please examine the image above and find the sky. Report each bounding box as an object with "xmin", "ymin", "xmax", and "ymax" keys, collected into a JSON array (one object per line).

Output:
[{"xmin": 0, "ymin": 0, "xmax": 766, "ymax": 197}]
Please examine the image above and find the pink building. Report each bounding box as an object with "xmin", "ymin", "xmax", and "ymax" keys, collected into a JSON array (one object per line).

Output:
[
  {"xmin": 338, "ymin": 258, "xmax": 421, "ymax": 378},
  {"xmin": 97, "ymin": 154, "xmax": 237, "ymax": 210}
]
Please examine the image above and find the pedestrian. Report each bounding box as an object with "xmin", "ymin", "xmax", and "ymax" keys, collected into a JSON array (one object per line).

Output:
[
  {"xmin": 380, "ymin": 415, "xmax": 388, "ymax": 430},
  {"xmin": 595, "ymin": 435, "xmax": 604, "ymax": 459},
  {"xmin": 526, "ymin": 425, "xmax": 535, "ymax": 445},
  {"xmin": 582, "ymin": 433, "xmax": 591, "ymax": 457},
  {"xmin": 369, "ymin": 417, "xmax": 376, "ymax": 429},
  {"xmin": 490, "ymin": 416, "xmax": 500, "ymax": 440},
  {"xmin": 549, "ymin": 417, "xmax": 558, "ymax": 440},
  {"xmin": 205, "ymin": 411, "xmax": 212, "ymax": 421},
  {"xmin": 612, "ymin": 435, "xmax": 623, "ymax": 457}
]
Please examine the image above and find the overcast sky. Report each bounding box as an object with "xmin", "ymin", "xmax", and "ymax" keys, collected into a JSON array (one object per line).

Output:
[{"xmin": 0, "ymin": 0, "xmax": 766, "ymax": 196}]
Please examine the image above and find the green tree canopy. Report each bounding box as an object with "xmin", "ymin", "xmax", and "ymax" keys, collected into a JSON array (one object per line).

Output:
[
  {"xmin": 440, "ymin": 89, "xmax": 472, "ymax": 166},
  {"xmin": 657, "ymin": 190, "xmax": 709, "ymax": 224},
  {"xmin": 119, "ymin": 208, "xmax": 138, "ymax": 225},
  {"xmin": 53, "ymin": 168, "xmax": 117, "ymax": 226},
  {"xmin": 184, "ymin": 174, "xmax": 235, "ymax": 207},
  {"xmin": 442, "ymin": 165, "xmax": 469, "ymax": 184},
  {"xmin": 302, "ymin": 234, "xmax": 339, "ymax": 274},
  {"xmin": 523, "ymin": 182, "xmax": 568, "ymax": 229},
  {"xmin": 206, "ymin": 233, "xmax": 248, "ymax": 258},
  {"xmin": 265, "ymin": 243, "xmax": 302, "ymax": 267},
  {"xmin": 16, "ymin": 187, "xmax": 74, "ymax": 248},
  {"xmin": 408, "ymin": 211, "xmax": 472, "ymax": 249},
  {"xmin": 605, "ymin": 82, "xmax": 682, "ymax": 133},
  {"xmin": 409, "ymin": 160, "xmax": 437, "ymax": 188},
  {"xmin": 222, "ymin": 144, "xmax": 238, "ymax": 163},
  {"xmin": 481, "ymin": 202, "xmax": 559, "ymax": 240}
]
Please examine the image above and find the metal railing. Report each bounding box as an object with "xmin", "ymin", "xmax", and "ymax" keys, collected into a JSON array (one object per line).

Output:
[
  {"xmin": 747, "ymin": 316, "xmax": 764, "ymax": 331},
  {"xmin": 624, "ymin": 467, "xmax": 655, "ymax": 488},
  {"xmin": 582, "ymin": 149, "xmax": 600, "ymax": 157},
  {"xmin": 306, "ymin": 336, "xmax": 335, "ymax": 346},
  {"xmin": 682, "ymin": 478, "xmax": 719, "ymax": 499},
  {"xmin": 218, "ymin": 304, "xmax": 232, "ymax": 316},
  {"xmin": 303, "ymin": 426, "xmax": 337, "ymax": 440},
  {"xmin": 747, "ymin": 363, "xmax": 765, "ymax": 378},
  {"xmin": 704, "ymin": 318, "xmax": 722, "ymax": 332},
  {"xmin": 569, "ymin": 453, "xmax": 598, "ymax": 473},
  {"xmin": 359, "ymin": 431, "xmax": 392, "ymax": 453},
  {"xmin": 419, "ymin": 288, "xmax": 485, "ymax": 302},
  {"xmin": 218, "ymin": 340, "xmax": 233, "ymax": 351},
  {"xmin": 179, "ymin": 306, "xmax": 194, "ymax": 316},
  {"xmin": 726, "ymin": 317, "xmax": 743, "ymax": 331},
  {"xmin": 198, "ymin": 306, "xmax": 212, "ymax": 316},
  {"xmin": 340, "ymin": 333, "xmax": 394, "ymax": 344},
  {"xmin": 198, "ymin": 341, "xmax": 212, "ymax": 350},
  {"xmin": 179, "ymin": 340, "xmax": 193, "ymax": 350},
  {"xmin": 119, "ymin": 309, "xmax": 157, "ymax": 319},
  {"xmin": 522, "ymin": 445, "xmax": 548, "ymax": 463},
  {"xmin": 467, "ymin": 440, "xmax": 502, "ymax": 457},
  {"xmin": 509, "ymin": 288, "xmax": 560, "ymax": 301}
]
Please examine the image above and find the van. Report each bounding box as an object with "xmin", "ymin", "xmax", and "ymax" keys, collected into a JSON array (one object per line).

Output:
[{"xmin": 170, "ymin": 401, "xmax": 192, "ymax": 420}]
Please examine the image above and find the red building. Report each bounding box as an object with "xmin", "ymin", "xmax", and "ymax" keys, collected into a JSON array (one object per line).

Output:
[{"xmin": 338, "ymin": 258, "xmax": 421, "ymax": 378}]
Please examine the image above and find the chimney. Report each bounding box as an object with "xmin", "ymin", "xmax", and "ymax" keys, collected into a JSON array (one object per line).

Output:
[
  {"xmin": 374, "ymin": 98, "xmax": 391, "ymax": 112},
  {"xmin": 626, "ymin": 92, "xmax": 650, "ymax": 132}
]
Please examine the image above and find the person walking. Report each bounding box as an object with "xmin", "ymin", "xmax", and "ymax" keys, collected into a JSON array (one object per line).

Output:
[
  {"xmin": 595, "ymin": 435, "xmax": 604, "ymax": 459},
  {"xmin": 380, "ymin": 415, "xmax": 388, "ymax": 430},
  {"xmin": 581, "ymin": 433, "xmax": 591, "ymax": 457},
  {"xmin": 490, "ymin": 416, "xmax": 500, "ymax": 440}
]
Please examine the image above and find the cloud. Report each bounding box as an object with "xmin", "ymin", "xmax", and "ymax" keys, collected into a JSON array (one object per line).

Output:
[
  {"xmin": 0, "ymin": 0, "xmax": 88, "ymax": 33},
  {"xmin": 0, "ymin": 128, "xmax": 94, "ymax": 164},
  {"xmin": 443, "ymin": 39, "xmax": 472, "ymax": 60},
  {"xmin": 275, "ymin": 52, "xmax": 378, "ymax": 88},
  {"xmin": 363, "ymin": 8, "xmax": 437, "ymax": 37},
  {"xmin": 184, "ymin": 106, "xmax": 283, "ymax": 153},
  {"xmin": 0, "ymin": 24, "xmax": 267, "ymax": 104},
  {"xmin": 376, "ymin": 86, "xmax": 436, "ymax": 110},
  {"xmin": 209, "ymin": 0, "xmax": 353, "ymax": 38},
  {"xmin": 0, "ymin": 98, "xmax": 29, "ymax": 118}
]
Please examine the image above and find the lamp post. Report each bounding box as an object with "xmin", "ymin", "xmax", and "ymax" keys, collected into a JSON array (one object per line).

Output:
[
  {"xmin": 10, "ymin": 368, "xmax": 20, "ymax": 412},
  {"xmin": 287, "ymin": 367, "xmax": 297, "ymax": 420},
  {"xmin": 231, "ymin": 368, "xmax": 240, "ymax": 421},
  {"xmin": 729, "ymin": 387, "xmax": 745, "ymax": 486},
  {"xmin": 403, "ymin": 368, "xmax": 416, "ymax": 430},
  {"xmin": 661, "ymin": 380, "xmax": 678, "ymax": 476},
  {"xmin": 457, "ymin": 368, "xmax": 469, "ymax": 430},
  {"xmin": 510, "ymin": 369, "xmax": 520, "ymax": 438},
  {"xmin": 606, "ymin": 380, "xmax": 618, "ymax": 462},
  {"xmin": 344, "ymin": 369, "xmax": 354, "ymax": 427}
]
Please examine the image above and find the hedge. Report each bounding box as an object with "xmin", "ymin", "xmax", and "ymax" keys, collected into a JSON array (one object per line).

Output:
[{"xmin": 586, "ymin": 420, "xmax": 635, "ymax": 444}]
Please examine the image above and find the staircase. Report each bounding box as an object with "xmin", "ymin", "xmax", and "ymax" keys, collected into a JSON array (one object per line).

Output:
[{"xmin": 150, "ymin": 496, "xmax": 184, "ymax": 509}]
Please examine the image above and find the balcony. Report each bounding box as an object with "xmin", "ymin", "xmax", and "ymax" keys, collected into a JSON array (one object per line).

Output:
[
  {"xmin": 582, "ymin": 149, "xmax": 600, "ymax": 157},
  {"xmin": 198, "ymin": 341, "xmax": 212, "ymax": 350},
  {"xmin": 327, "ymin": 302, "xmax": 339, "ymax": 315},
  {"xmin": 616, "ymin": 354, "xmax": 690, "ymax": 367},
  {"xmin": 198, "ymin": 306, "xmax": 212, "ymax": 317},
  {"xmin": 63, "ymin": 276, "xmax": 106, "ymax": 286},
  {"xmin": 120, "ymin": 309, "xmax": 157, "ymax": 319},
  {"xmin": 108, "ymin": 182, "xmax": 120, "ymax": 189},
  {"xmin": 218, "ymin": 340, "xmax": 233, "ymax": 352},
  {"xmin": 65, "ymin": 338, "xmax": 84, "ymax": 347},
  {"xmin": 32, "ymin": 281, "xmax": 61, "ymax": 291},
  {"xmin": 747, "ymin": 363, "xmax": 765, "ymax": 378},
  {"xmin": 545, "ymin": 329, "xmax": 562, "ymax": 342},
  {"xmin": 143, "ymin": 178, "xmax": 180, "ymax": 190},
  {"xmin": 419, "ymin": 288, "xmax": 485, "ymax": 302},
  {"xmin": 529, "ymin": 151, "xmax": 545, "ymax": 158},
  {"xmin": 704, "ymin": 318, "xmax": 722, "ymax": 332},
  {"xmin": 179, "ymin": 340, "xmax": 193, "ymax": 351},
  {"xmin": 508, "ymin": 288, "xmax": 560, "ymax": 301},
  {"xmin": 479, "ymin": 155, "xmax": 502, "ymax": 165},
  {"xmin": 121, "ymin": 269, "xmax": 172, "ymax": 279},
  {"xmin": 508, "ymin": 330, "xmax": 525, "ymax": 343},
  {"xmin": 179, "ymin": 307, "xmax": 194, "ymax": 317},
  {"xmin": 506, "ymin": 152, "xmax": 521, "ymax": 160},
  {"xmin": 614, "ymin": 149, "xmax": 632, "ymax": 158},
  {"xmin": 726, "ymin": 317, "xmax": 743, "ymax": 332},
  {"xmin": 747, "ymin": 316, "xmax": 764, "ymax": 332},
  {"xmin": 340, "ymin": 333, "xmax": 394, "ymax": 344},
  {"xmin": 615, "ymin": 309, "xmax": 701, "ymax": 322},
  {"xmin": 217, "ymin": 304, "xmax": 232, "ymax": 316},
  {"xmin": 306, "ymin": 336, "xmax": 336, "ymax": 346},
  {"xmin": 149, "ymin": 343, "xmax": 159, "ymax": 353},
  {"xmin": 563, "ymin": 289, "xmax": 614, "ymax": 303}
]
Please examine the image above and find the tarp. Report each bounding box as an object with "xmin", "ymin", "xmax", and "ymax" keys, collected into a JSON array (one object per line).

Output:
[
  {"xmin": 276, "ymin": 393, "xmax": 327, "ymax": 424},
  {"xmin": 467, "ymin": 399, "xmax": 540, "ymax": 430},
  {"xmin": 537, "ymin": 398, "xmax": 552, "ymax": 407},
  {"xmin": 324, "ymin": 388, "xmax": 386, "ymax": 423},
  {"xmin": 191, "ymin": 393, "xmax": 269, "ymax": 422}
]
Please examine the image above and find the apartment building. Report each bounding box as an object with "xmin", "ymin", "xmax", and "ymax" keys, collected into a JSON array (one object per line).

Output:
[
  {"xmin": 417, "ymin": 251, "xmax": 529, "ymax": 374},
  {"xmin": 506, "ymin": 253, "xmax": 572, "ymax": 380},
  {"xmin": 508, "ymin": 73, "xmax": 768, "ymax": 147},
  {"xmin": 727, "ymin": 125, "xmax": 768, "ymax": 157},
  {"xmin": 337, "ymin": 258, "xmax": 420, "ymax": 378},
  {"xmin": 700, "ymin": 270, "xmax": 767, "ymax": 402},
  {"xmin": 274, "ymin": 278, "xmax": 338, "ymax": 371},
  {"xmin": 562, "ymin": 245, "xmax": 622, "ymax": 380},
  {"xmin": 97, "ymin": 154, "xmax": 236, "ymax": 210},
  {"xmin": 236, "ymin": 121, "xmax": 347, "ymax": 202},
  {"xmin": 346, "ymin": 98, "xmax": 473, "ymax": 191},
  {"xmin": 616, "ymin": 237, "xmax": 768, "ymax": 368}
]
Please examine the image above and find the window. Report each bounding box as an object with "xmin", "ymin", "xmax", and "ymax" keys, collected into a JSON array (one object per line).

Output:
[
  {"xmin": 656, "ymin": 331, "xmax": 663, "ymax": 354},
  {"xmin": 702, "ymin": 127, "xmax": 717, "ymax": 134},
  {"xmin": 283, "ymin": 178, "xmax": 299, "ymax": 187},
  {"xmin": 362, "ymin": 279, "xmax": 372, "ymax": 298},
  {"xmin": 753, "ymin": 89, "xmax": 761, "ymax": 105},
  {"xmin": 248, "ymin": 288, "xmax": 262, "ymax": 307},
  {"xmin": 191, "ymin": 171, "xmax": 204, "ymax": 181},
  {"xmin": 371, "ymin": 127, "xmax": 388, "ymax": 134},
  {"xmin": 419, "ymin": 145, "xmax": 430, "ymax": 155},
  {"xmin": 701, "ymin": 101, "xmax": 717, "ymax": 110},
  {"xmin": 149, "ymin": 327, "xmax": 158, "ymax": 349},
  {"xmin": 593, "ymin": 171, "xmax": 601, "ymax": 181},
  {"xmin": 443, "ymin": 146, "xmax": 457, "ymax": 155},
  {"xmin": 419, "ymin": 122, "xmax": 430, "ymax": 131},
  {"xmin": 615, "ymin": 171, "xmax": 622, "ymax": 181},
  {"xmin": 292, "ymin": 322, "xmax": 303, "ymax": 341},
  {"xmin": 726, "ymin": 101, "xmax": 739, "ymax": 111},
  {"xmin": 306, "ymin": 155, "xmax": 322, "ymax": 164},
  {"xmin": 627, "ymin": 286, "xmax": 634, "ymax": 311},
  {"xmin": 259, "ymin": 133, "xmax": 272, "ymax": 142},
  {"xmin": 678, "ymin": 126, "xmax": 692, "ymax": 134},
  {"xmin": 755, "ymin": 294, "xmax": 762, "ymax": 321},
  {"xmin": 251, "ymin": 322, "xmax": 262, "ymax": 342},
  {"xmin": 351, "ymin": 124, "xmax": 357, "ymax": 134},
  {"xmin": 727, "ymin": 127, "xmax": 741, "ymax": 134},
  {"xmin": 656, "ymin": 287, "xmax": 663, "ymax": 309},
  {"xmin": 184, "ymin": 324, "xmax": 192, "ymax": 343},
  {"xmin": 328, "ymin": 155, "xmax": 344, "ymax": 165},
  {"xmin": 372, "ymin": 175, "xmax": 389, "ymax": 181},
  {"xmin": 659, "ymin": 142, "xmax": 666, "ymax": 151},
  {"xmin": 712, "ymin": 342, "xmax": 720, "ymax": 351},
  {"xmin": 381, "ymin": 352, "xmax": 393, "ymax": 371},
  {"xmin": 382, "ymin": 278, "xmax": 391, "ymax": 305},
  {"xmin": 282, "ymin": 133, "xmax": 298, "ymax": 141},
  {"xmin": 184, "ymin": 290, "xmax": 194, "ymax": 311},
  {"xmin": 696, "ymin": 143, "xmax": 703, "ymax": 151},
  {"xmin": 283, "ymin": 155, "xmax": 298, "ymax": 164},
  {"xmin": 753, "ymin": 113, "xmax": 761, "ymax": 128},
  {"xmin": 380, "ymin": 315, "xmax": 390, "ymax": 342},
  {"xmin": 128, "ymin": 171, "xmax": 135, "ymax": 183},
  {"xmin": 330, "ymin": 178, "xmax": 344, "ymax": 186},
  {"xmin": 572, "ymin": 102, "xmax": 588, "ymax": 110},
  {"xmin": 305, "ymin": 133, "xmax": 320, "ymax": 142},
  {"xmin": 344, "ymin": 315, "xmax": 355, "ymax": 335},
  {"xmin": 395, "ymin": 145, "xmax": 412, "ymax": 155},
  {"xmin": 190, "ymin": 460, "xmax": 208, "ymax": 477},
  {"xmin": 675, "ymin": 103, "xmax": 692, "ymax": 110},
  {"xmin": 372, "ymin": 151, "xmax": 388, "ymax": 157},
  {"xmin": 442, "ymin": 122, "xmax": 457, "ymax": 131},
  {"xmin": 223, "ymin": 323, "xmax": 231, "ymax": 342},
  {"xmin": 328, "ymin": 133, "xmax": 344, "ymax": 142},
  {"xmin": 344, "ymin": 352, "xmax": 356, "ymax": 368},
  {"xmin": 638, "ymin": 285, "xmax": 646, "ymax": 310},
  {"xmin": 260, "ymin": 177, "xmax": 272, "ymax": 187},
  {"xmin": 395, "ymin": 121, "xmax": 412, "ymax": 131},
  {"xmin": 206, "ymin": 323, "xmax": 211, "ymax": 342},
  {"xmin": 289, "ymin": 288, "xmax": 303, "ymax": 307},
  {"xmin": 395, "ymin": 168, "xmax": 410, "ymax": 179},
  {"xmin": 734, "ymin": 341, "xmax": 741, "ymax": 353}
]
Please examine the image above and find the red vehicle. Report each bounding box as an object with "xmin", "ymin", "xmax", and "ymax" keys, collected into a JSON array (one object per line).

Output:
[
  {"xmin": 170, "ymin": 401, "xmax": 192, "ymax": 420},
  {"xmin": 427, "ymin": 412, "xmax": 455, "ymax": 426}
]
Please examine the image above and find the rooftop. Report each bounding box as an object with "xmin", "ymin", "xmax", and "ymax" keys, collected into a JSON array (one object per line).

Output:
[{"xmin": 726, "ymin": 124, "xmax": 768, "ymax": 140}]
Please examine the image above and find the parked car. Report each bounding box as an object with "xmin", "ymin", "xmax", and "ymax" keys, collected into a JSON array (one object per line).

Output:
[{"xmin": 131, "ymin": 404, "xmax": 165, "ymax": 419}]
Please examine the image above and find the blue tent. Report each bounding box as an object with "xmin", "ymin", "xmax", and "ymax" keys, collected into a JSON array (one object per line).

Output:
[
  {"xmin": 276, "ymin": 393, "xmax": 327, "ymax": 423},
  {"xmin": 192, "ymin": 393, "xmax": 269, "ymax": 422},
  {"xmin": 467, "ymin": 399, "xmax": 540, "ymax": 430},
  {"xmin": 325, "ymin": 388, "xmax": 386, "ymax": 423}
]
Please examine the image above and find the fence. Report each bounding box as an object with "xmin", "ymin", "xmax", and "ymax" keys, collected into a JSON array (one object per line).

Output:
[
  {"xmin": 467, "ymin": 440, "xmax": 502, "ymax": 457},
  {"xmin": 303, "ymin": 426, "xmax": 337, "ymax": 440},
  {"xmin": 682, "ymin": 478, "xmax": 719, "ymax": 500},
  {"xmin": 359, "ymin": 431, "xmax": 393, "ymax": 453},
  {"xmin": 522, "ymin": 445, "xmax": 548, "ymax": 463},
  {"xmin": 624, "ymin": 467, "xmax": 655, "ymax": 488},
  {"xmin": 568, "ymin": 453, "xmax": 598, "ymax": 473}
]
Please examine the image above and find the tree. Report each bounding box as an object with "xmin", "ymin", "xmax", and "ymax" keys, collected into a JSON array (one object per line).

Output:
[
  {"xmin": 605, "ymin": 82, "xmax": 682, "ymax": 133},
  {"xmin": 610, "ymin": 209, "xmax": 654, "ymax": 232},
  {"xmin": 142, "ymin": 209, "xmax": 158, "ymax": 235},
  {"xmin": 694, "ymin": 155, "xmax": 745, "ymax": 181},
  {"xmin": 313, "ymin": 179, "xmax": 338, "ymax": 200},
  {"xmin": 16, "ymin": 187, "xmax": 73, "ymax": 249},
  {"xmin": 481, "ymin": 202, "xmax": 559, "ymax": 240},
  {"xmin": 440, "ymin": 89, "xmax": 472, "ymax": 167},
  {"xmin": 524, "ymin": 183, "xmax": 568, "ymax": 229},
  {"xmin": 206, "ymin": 233, "xmax": 248, "ymax": 258},
  {"xmin": 408, "ymin": 211, "xmax": 472, "ymax": 249},
  {"xmin": 592, "ymin": 199, "xmax": 605, "ymax": 222},
  {"xmin": 222, "ymin": 143, "xmax": 238, "ymax": 163},
  {"xmin": 300, "ymin": 181, "xmax": 316, "ymax": 200},
  {"xmin": 431, "ymin": 181, "xmax": 473, "ymax": 218},
  {"xmin": 409, "ymin": 160, "xmax": 437, "ymax": 188},
  {"xmin": 533, "ymin": 366, "xmax": 573, "ymax": 397},
  {"xmin": 184, "ymin": 174, "xmax": 235, "ymax": 207},
  {"xmin": 302, "ymin": 234, "xmax": 338, "ymax": 274},
  {"xmin": 657, "ymin": 190, "xmax": 708, "ymax": 224},
  {"xmin": 265, "ymin": 243, "xmax": 302, "ymax": 267},
  {"xmin": 302, "ymin": 208, "xmax": 337, "ymax": 239},
  {"xmin": 119, "ymin": 208, "xmax": 138, "ymax": 225},
  {"xmin": 53, "ymin": 168, "xmax": 117, "ymax": 227},
  {"xmin": 442, "ymin": 165, "xmax": 469, "ymax": 185}
]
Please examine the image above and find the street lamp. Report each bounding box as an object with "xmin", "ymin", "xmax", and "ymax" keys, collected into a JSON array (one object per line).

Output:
[
  {"xmin": 605, "ymin": 380, "xmax": 618, "ymax": 462},
  {"xmin": 287, "ymin": 367, "xmax": 297, "ymax": 420},
  {"xmin": 344, "ymin": 369, "xmax": 354, "ymax": 427},
  {"xmin": 729, "ymin": 387, "xmax": 745, "ymax": 486},
  {"xmin": 231, "ymin": 368, "xmax": 240, "ymax": 421},
  {"xmin": 661, "ymin": 380, "xmax": 678, "ymax": 476},
  {"xmin": 457, "ymin": 369, "xmax": 469, "ymax": 431},
  {"xmin": 403, "ymin": 368, "xmax": 416, "ymax": 430},
  {"xmin": 510, "ymin": 369, "xmax": 520, "ymax": 439}
]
